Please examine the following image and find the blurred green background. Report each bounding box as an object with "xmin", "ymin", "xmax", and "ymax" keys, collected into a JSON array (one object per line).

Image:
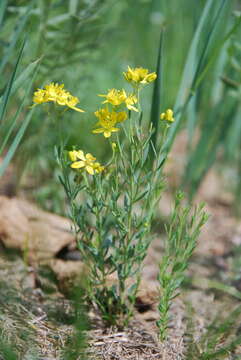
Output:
[{"xmin": 0, "ymin": 0, "xmax": 241, "ymax": 214}]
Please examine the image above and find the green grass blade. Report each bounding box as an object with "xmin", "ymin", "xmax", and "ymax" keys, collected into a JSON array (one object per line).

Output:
[
  {"xmin": 0, "ymin": 61, "xmax": 40, "ymax": 156},
  {"xmin": 183, "ymin": 97, "xmax": 232, "ymax": 198},
  {"xmin": 193, "ymin": 13, "xmax": 241, "ymax": 92},
  {"xmin": 0, "ymin": 3, "xmax": 32, "ymax": 73},
  {"xmin": 210, "ymin": 43, "xmax": 228, "ymax": 105},
  {"xmin": 150, "ymin": 29, "xmax": 164, "ymax": 148},
  {"xmin": 69, "ymin": 0, "xmax": 78, "ymax": 15},
  {"xmin": 160, "ymin": 0, "xmax": 232, "ymax": 160},
  {"xmin": 182, "ymin": 11, "xmax": 241, "ymax": 198},
  {"xmin": 189, "ymin": 0, "xmax": 230, "ymax": 93},
  {"xmin": 0, "ymin": 108, "xmax": 35, "ymax": 178},
  {"xmin": 226, "ymin": 103, "xmax": 241, "ymax": 159},
  {"xmin": 201, "ymin": 335, "xmax": 241, "ymax": 360},
  {"xmin": 192, "ymin": 276, "xmax": 241, "ymax": 301},
  {"xmin": 175, "ymin": 0, "xmax": 214, "ymax": 109},
  {"xmin": 186, "ymin": 94, "xmax": 197, "ymax": 150},
  {"xmin": 0, "ymin": 0, "xmax": 7, "ymax": 29},
  {"xmin": 0, "ymin": 337, "xmax": 17, "ymax": 360},
  {"xmin": 11, "ymin": 57, "xmax": 41, "ymax": 96},
  {"xmin": 0, "ymin": 41, "xmax": 25, "ymax": 124}
]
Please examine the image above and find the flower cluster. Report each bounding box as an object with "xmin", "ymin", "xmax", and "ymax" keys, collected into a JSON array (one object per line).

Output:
[
  {"xmin": 123, "ymin": 66, "xmax": 157, "ymax": 86},
  {"xmin": 99, "ymin": 89, "xmax": 138, "ymax": 112},
  {"xmin": 33, "ymin": 83, "xmax": 84, "ymax": 113},
  {"xmin": 32, "ymin": 67, "xmax": 175, "ymax": 177},
  {"xmin": 69, "ymin": 150, "xmax": 104, "ymax": 175},
  {"xmin": 160, "ymin": 109, "xmax": 175, "ymax": 123},
  {"xmin": 93, "ymin": 107, "xmax": 127, "ymax": 138},
  {"xmin": 91, "ymin": 66, "xmax": 157, "ymax": 139}
]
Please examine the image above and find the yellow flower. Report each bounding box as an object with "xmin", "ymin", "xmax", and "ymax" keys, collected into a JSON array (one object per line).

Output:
[
  {"xmin": 33, "ymin": 89, "xmax": 48, "ymax": 104},
  {"xmin": 99, "ymin": 88, "xmax": 138, "ymax": 112},
  {"xmin": 65, "ymin": 95, "xmax": 84, "ymax": 113},
  {"xmin": 69, "ymin": 150, "xmax": 104, "ymax": 175},
  {"xmin": 111, "ymin": 142, "xmax": 117, "ymax": 150},
  {"xmin": 93, "ymin": 162, "xmax": 105, "ymax": 174},
  {"xmin": 123, "ymin": 66, "xmax": 157, "ymax": 85},
  {"xmin": 160, "ymin": 109, "xmax": 175, "ymax": 122},
  {"xmin": 99, "ymin": 89, "xmax": 126, "ymax": 106},
  {"xmin": 125, "ymin": 93, "xmax": 138, "ymax": 111},
  {"xmin": 69, "ymin": 150, "xmax": 82, "ymax": 162},
  {"xmin": 33, "ymin": 83, "xmax": 84, "ymax": 113},
  {"xmin": 116, "ymin": 111, "xmax": 128, "ymax": 123},
  {"xmin": 93, "ymin": 108, "xmax": 127, "ymax": 138},
  {"xmin": 45, "ymin": 83, "xmax": 64, "ymax": 102}
]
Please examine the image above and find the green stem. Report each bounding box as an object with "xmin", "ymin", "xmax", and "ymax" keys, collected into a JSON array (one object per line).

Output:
[{"xmin": 94, "ymin": 177, "xmax": 106, "ymax": 286}]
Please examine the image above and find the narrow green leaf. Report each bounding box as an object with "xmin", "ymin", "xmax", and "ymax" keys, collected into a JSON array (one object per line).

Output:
[
  {"xmin": 193, "ymin": 12, "xmax": 241, "ymax": 92},
  {"xmin": 201, "ymin": 336, "xmax": 241, "ymax": 360},
  {"xmin": 69, "ymin": 0, "xmax": 78, "ymax": 15},
  {"xmin": 192, "ymin": 277, "xmax": 241, "ymax": 301},
  {"xmin": 0, "ymin": 41, "xmax": 25, "ymax": 124},
  {"xmin": 0, "ymin": 60, "xmax": 40, "ymax": 156},
  {"xmin": 0, "ymin": 0, "xmax": 7, "ymax": 29},
  {"xmin": 0, "ymin": 108, "xmax": 35, "ymax": 178},
  {"xmin": 183, "ymin": 85, "xmax": 237, "ymax": 198},
  {"xmin": 150, "ymin": 29, "xmax": 164, "ymax": 148},
  {"xmin": 11, "ymin": 57, "xmax": 42, "ymax": 96},
  {"xmin": 47, "ymin": 14, "xmax": 70, "ymax": 26},
  {"xmin": 160, "ymin": 0, "xmax": 232, "ymax": 160},
  {"xmin": 186, "ymin": 94, "xmax": 197, "ymax": 150},
  {"xmin": 0, "ymin": 337, "xmax": 17, "ymax": 360},
  {"xmin": 175, "ymin": 0, "xmax": 214, "ymax": 108},
  {"xmin": 226, "ymin": 103, "xmax": 241, "ymax": 159},
  {"xmin": 0, "ymin": 2, "xmax": 32, "ymax": 73},
  {"xmin": 133, "ymin": 190, "xmax": 148, "ymax": 203}
]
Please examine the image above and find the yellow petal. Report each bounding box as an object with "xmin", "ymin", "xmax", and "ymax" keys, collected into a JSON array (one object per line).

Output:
[
  {"xmin": 69, "ymin": 106, "xmax": 85, "ymax": 113},
  {"xmin": 116, "ymin": 112, "xmax": 127, "ymax": 123},
  {"xmin": 69, "ymin": 150, "xmax": 78, "ymax": 161},
  {"xmin": 92, "ymin": 128, "xmax": 104, "ymax": 134},
  {"xmin": 146, "ymin": 72, "xmax": 157, "ymax": 82},
  {"xmin": 86, "ymin": 166, "xmax": 94, "ymax": 175},
  {"xmin": 127, "ymin": 104, "xmax": 138, "ymax": 112},
  {"xmin": 76, "ymin": 150, "xmax": 86, "ymax": 161},
  {"xmin": 56, "ymin": 99, "xmax": 66, "ymax": 105},
  {"xmin": 71, "ymin": 161, "xmax": 85, "ymax": 168},
  {"xmin": 104, "ymin": 131, "xmax": 111, "ymax": 138},
  {"xmin": 95, "ymin": 166, "xmax": 104, "ymax": 173},
  {"xmin": 86, "ymin": 153, "xmax": 96, "ymax": 161},
  {"xmin": 166, "ymin": 109, "xmax": 174, "ymax": 121}
]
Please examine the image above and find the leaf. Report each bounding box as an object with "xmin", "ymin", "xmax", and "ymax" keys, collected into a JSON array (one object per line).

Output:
[
  {"xmin": 0, "ymin": 41, "xmax": 25, "ymax": 124},
  {"xmin": 172, "ymin": 261, "xmax": 186, "ymax": 273},
  {"xmin": 0, "ymin": 0, "xmax": 7, "ymax": 29},
  {"xmin": 150, "ymin": 29, "xmax": 164, "ymax": 149},
  {"xmin": 225, "ymin": 103, "xmax": 241, "ymax": 159},
  {"xmin": 0, "ymin": 2, "xmax": 32, "ymax": 73},
  {"xmin": 0, "ymin": 108, "xmax": 35, "ymax": 178},
  {"xmin": 160, "ymin": 0, "xmax": 233, "ymax": 161},
  {"xmin": 0, "ymin": 337, "xmax": 18, "ymax": 360},
  {"xmin": 0, "ymin": 59, "xmax": 40, "ymax": 157},
  {"xmin": 11, "ymin": 57, "xmax": 42, "ymax": 96},
  {"xmin": 192, "ymin": 277, "xmax": 241, "ymax": 301},
  {"xmin": 133, "ymin": 190, "xmax": 148, "ymax": 203}
]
